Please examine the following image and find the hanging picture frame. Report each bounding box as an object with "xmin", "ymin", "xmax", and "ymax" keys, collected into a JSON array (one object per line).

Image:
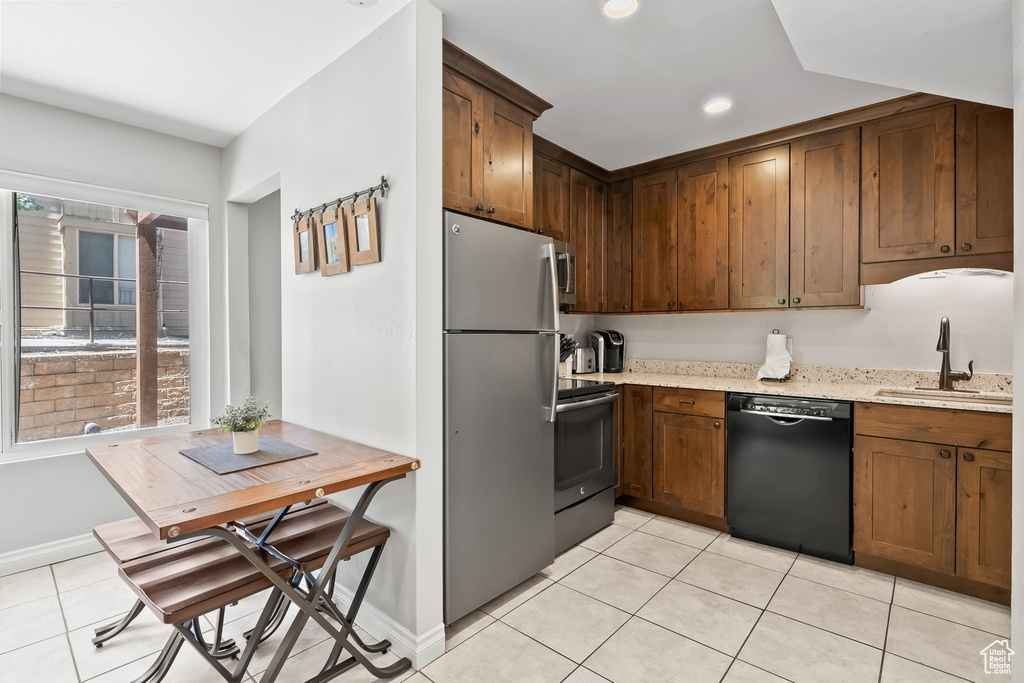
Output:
[
  {"xmin": 315, "ymin": 206, "xmax": 350, "ymax": 276},
  {"xmin": 346, "ymin": 196, "xmax": 381, "ymax": 266},
  {"xmin": 293, "ymin": 216, "xmax": 317, "ymax": 274}
]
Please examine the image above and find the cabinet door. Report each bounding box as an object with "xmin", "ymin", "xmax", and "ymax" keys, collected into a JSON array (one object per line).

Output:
[
  {"xmin": 677, "ymin": 158, "xmax": 729, "ymax": 310},
  {"xmin": 605, "ymin": 179, "xmax": 633, "ymax": 313},
  {"xmin": 534, "ymin": 155, "xmax": 570, "ymax": 240},
  {"xmin": 729, "ymin": 145, "xmax": 790, "ymax": 309},
  {"xmin": 956, "ymin": 103, "xmax": 1013, "ymax": 256},
  {"xmin": 861, "ymin": 106, "xmax": 955, "ymax": 263},
  {"xmin": 484, "ymin": 94, "xmax": 534, "ymax": 229},
  {"xmin": 620, "ymin": 385, "xmax": 653, "ymax": 500},
  {"xmin": 853, "ymin": 435, "xmax": 956, "ymax": 574},
  {"xmin": 791, "ymin": 129, "xmax": 861, "ymax": 307},
  {"xmin": 570, "ymin": 169, "xmax": 606, "ymax": 312},
  {"xmin": 442, "ymin": 70, "xmax": 485, "ymax": 216},
  {"xmin": 632, "ymin": 171, "xmax": 678, "ymax": 311},
  {"xmin": 653, "ymin": 412, "xmax": 725, "ymax": 517},
  {"xmin": 956, "ymin": 447, "xmax": 1011, "ymax": 588}
]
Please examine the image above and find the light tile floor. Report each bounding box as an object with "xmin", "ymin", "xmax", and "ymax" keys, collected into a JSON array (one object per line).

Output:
[{"xmin": 0, "ymin": 505, "xmax": 1012, "ymax": 682}]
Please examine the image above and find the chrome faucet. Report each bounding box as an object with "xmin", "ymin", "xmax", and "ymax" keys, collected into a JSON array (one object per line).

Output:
[{"xmin": 936, "ymin": 316, "xmax": 973, "ymax": 391}]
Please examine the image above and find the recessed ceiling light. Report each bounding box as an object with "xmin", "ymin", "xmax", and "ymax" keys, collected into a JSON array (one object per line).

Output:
[
  {"xmin": 603, "ymin": 0, "xmax": 638, "ymax": 19},
  {"xmin": 704, "ymin": 99, "xmax": 733, "ymax": 114},
  {"xmin": 347, "ymin": 0, "xmax": 377, "ymax": 7}
]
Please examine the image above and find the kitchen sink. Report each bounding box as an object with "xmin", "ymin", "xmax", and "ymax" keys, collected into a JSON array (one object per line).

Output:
[{"xmin": 874, "ymin": 388, "xmax": 1012, "ymax": 406}]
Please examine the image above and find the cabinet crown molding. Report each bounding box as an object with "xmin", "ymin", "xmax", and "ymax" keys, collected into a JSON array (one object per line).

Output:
[{"xmin": 443, "ymin": 41, "xmax": 553, "ymax": 119}]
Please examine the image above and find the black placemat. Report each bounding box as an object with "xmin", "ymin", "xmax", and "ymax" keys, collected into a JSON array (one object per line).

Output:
[{"xmin": 179, "ymin": 435, "xmax": 317, "ymax": 474}]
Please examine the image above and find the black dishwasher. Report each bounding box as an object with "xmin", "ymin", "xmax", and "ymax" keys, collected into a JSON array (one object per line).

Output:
[{"xmin": 726, "ymin": 394, "xmax": 853, "ymax": 564}]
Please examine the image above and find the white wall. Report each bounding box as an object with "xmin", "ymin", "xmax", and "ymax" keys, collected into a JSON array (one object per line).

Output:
[
  {"xmin": 221, "ymin": 0, "xmax": 443, "ymax": 658},
  {"xmin": 247, "ymin": 190, "xmax": 283, "ymax": 418},
  {"xmin": 0, "ymin": 95, "xmax": 224, "ymax": 556},
  {"xmin": 1010, "ymin": 0, "xmax": 1022, "ymax": 674},
  {"xmin": 582, "ymin": 271, "xmax": 1014, "ymax": 373}
]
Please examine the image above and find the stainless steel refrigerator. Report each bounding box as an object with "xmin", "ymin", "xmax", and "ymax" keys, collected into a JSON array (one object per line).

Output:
[{"xmin": 443, "ymin": 211, "xmax": 558, "ymax": 625}]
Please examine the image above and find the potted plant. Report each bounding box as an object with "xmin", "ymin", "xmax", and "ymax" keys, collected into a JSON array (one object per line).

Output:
[{"xmin": 212, "ymin": 396, "xmax": 272, "ymax": 454}]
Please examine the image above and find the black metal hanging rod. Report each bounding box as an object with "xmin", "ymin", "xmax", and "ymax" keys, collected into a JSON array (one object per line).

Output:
[{"xmin": 290, "ymin": 175, "xmax": 389, "ymax": 222}]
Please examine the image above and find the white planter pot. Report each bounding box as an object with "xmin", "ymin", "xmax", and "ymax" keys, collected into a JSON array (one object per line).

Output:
[{"xmin": 233, "ymin": 429, "xmax": 260, "ymax": 454}]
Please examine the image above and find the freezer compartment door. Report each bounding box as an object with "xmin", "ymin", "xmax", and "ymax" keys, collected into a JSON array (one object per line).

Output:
[
  {"xmin": 444, "ymin": 212, "xmax": 556, "ymax": 332},
  {"xmin": 444, "ymin": 332, "xmax": 556, "ymax": 624}
]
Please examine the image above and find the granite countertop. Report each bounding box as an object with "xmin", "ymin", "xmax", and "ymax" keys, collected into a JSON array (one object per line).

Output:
[{"xmin": 568, "ymin": 360, "xmax": 1013, "ymax": 414}]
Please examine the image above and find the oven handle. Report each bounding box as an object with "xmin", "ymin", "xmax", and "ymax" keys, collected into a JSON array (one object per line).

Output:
[{"xmin": 556, "ymin": 393, "xmax": 619, "ymax": 414}]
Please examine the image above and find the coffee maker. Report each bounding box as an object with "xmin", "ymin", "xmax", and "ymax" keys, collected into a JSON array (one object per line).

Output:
[{"xmin": 588, "ymin": 330, "xmax": 625, "ymax": 373}]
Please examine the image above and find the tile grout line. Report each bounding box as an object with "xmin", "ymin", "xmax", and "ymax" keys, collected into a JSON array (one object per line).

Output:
[{"xmin": 50, "ymin": 563, "xmax": 86, "ymax": 683}]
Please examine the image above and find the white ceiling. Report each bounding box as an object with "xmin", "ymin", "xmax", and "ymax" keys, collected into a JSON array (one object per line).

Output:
[
  {"xmin": 434, "ymin": 0, "xmax": 911, "ymax": 169},
  {"xmin": 0, "ymin": 0, "xmax": 411, "ymax": 147},
  {"xmin": 771, "ymin": 0, "xmax": 1012, "ymax": 109},
  {"xmin": 0, "ymin": 0, "xmax": 1010, "ymax": 169}
]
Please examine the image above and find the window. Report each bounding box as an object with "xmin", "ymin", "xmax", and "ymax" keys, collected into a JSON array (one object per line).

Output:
[
  {"xmin": 8, "ymin": 190, "xmax": 193, "ymax": 444},
  {"xmin": 78, "ymin": 231, "xmax": 137, "ymax": 306}
]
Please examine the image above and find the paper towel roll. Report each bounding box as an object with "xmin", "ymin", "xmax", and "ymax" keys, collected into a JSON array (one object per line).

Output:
[{"xmin": 756, "ymin": 333, "xmax": 792, "ymax": 380}]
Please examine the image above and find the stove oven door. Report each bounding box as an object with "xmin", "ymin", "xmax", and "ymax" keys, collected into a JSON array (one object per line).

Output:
[{"xmin": 555, "ymin": 391, "xmax": 617, "ymax": 511}]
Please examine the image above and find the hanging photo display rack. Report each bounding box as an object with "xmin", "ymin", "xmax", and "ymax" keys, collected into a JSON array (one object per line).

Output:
[{"xmin": 291, "ymin": 175, "xmax": 387, "ymax": 276}]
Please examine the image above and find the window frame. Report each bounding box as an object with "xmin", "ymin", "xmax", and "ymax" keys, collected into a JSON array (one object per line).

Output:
[
  {"xmin": 0, "ymin": 171, "xmax": 210, "ymax": 464},
  {"xmin": 74, "ymin": 228, "xmax": 137, "ymax": 307}
]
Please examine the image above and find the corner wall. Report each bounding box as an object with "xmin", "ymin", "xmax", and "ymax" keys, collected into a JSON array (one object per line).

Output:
[
  {"xmin": 221, "ymin": 0, "xmax": 444, "ymax": 663},
  {"xmin": 1009, "ymin": 0, "xmax": 1022, "ymax": 675}
]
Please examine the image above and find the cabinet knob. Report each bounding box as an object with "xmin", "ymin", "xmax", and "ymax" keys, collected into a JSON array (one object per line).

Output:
[
  {"xmin": 475, "ymin": 204, "xmax": 484, "ymax": 212},
  {"xmin": 623, "ymin": 305, "xmax": 628, "ymax": 310},
  {"xmin": 961, "ymin": 243, "xmax": 972, "ymax": 252},
  {"xmin": 474, "ymin": 122, "xmax": 480, "ymax": 134},
  {"xmin": 538, "ymin": 228, "xmax": 544, "ymax": 234},
  {"xmin": 668, "ymin": 302, "xmax": 675, "ymax": 310},
  {"xmin": 778, "ymin": 298, "xmax": 786, "ymax": 305},
  {"xmin": 963, "ymin": 452, "xmax": 975, "ymax": 462},
  {"xmin": 940, "ymin": 449, "xmax": 951, "ymax": 459},
  {"xmin": 940, "ymin": 245, "xmax": 951, "ymax": 253},
  {"xmin": 678, "ymin": 302, "xmax": 685, "ymax": 310},
  {"xmin": 487, "ymin": 207, "xmax": 496, "ymax": 214},
  {"xmin": 792, "ymin": 297, "xmax": 801, "ymax": 304},
  {"xmin": 714, "ymin": 422, "xmax": 721, "ymax": 429}
]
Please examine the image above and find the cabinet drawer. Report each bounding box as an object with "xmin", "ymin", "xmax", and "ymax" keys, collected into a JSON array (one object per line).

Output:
[
  {"xmin": 855, "ymin": 403, "xmax": 1011, "ymax": 451},
  {"xmin": 652, "ymin": 388, "xmax": 724, "ymax": 418}
]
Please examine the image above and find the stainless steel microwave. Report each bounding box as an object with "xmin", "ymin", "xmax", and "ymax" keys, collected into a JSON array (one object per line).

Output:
[{"xmin": 552, "ymin": 240, "xmax": 576, "ymax": 306}]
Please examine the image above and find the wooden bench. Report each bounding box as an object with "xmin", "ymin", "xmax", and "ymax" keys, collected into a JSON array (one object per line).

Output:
[{"xmin": 94, "ymin": 501, "xmax": 391, "ymax": 683}]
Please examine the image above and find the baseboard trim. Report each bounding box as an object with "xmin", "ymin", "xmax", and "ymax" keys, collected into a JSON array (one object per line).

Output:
[
  {"xmin": 0, "ymin": 533, "xmax": 101, "ymax": 577},
  {"xmin": 331, "ymin": 584, "xmax": 446, "ymax": 669}
]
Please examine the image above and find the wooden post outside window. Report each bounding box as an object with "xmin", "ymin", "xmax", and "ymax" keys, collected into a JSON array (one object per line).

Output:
[{"xmin": 135, "ymin": 218, "xmax": 159, "ymax": 428}]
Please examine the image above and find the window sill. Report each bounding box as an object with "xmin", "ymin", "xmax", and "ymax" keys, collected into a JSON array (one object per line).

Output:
[{"xmin": 0, "ymin": 420, "xmax": 205, "ymax": 465}]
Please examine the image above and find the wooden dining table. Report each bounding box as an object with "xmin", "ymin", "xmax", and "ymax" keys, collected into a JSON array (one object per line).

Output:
[{"xmin": 86, "ymin": 419, "xmax": 420, "ymax": 682}]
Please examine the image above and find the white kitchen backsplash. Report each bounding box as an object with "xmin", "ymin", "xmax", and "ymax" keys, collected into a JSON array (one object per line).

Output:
[{"xmin": 574, "ymin": 269, "xmax": 1013, "ymax": 374}]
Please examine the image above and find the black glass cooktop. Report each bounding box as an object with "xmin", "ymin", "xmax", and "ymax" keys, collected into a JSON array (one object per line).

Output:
[{"xmin": 558, "ymin": 378, "xmax": 616, "ymax": 400}]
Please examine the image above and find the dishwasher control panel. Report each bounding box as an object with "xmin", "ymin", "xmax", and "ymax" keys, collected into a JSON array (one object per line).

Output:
[{"xmin": 736, "ymin": 395, "xmax": 850, "ymax": 420}]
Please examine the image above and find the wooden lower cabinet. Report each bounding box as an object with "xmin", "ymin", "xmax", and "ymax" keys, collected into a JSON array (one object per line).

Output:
[
  {"xmin": 853, "ymin": 402, "xmax": 1012, "ymax": 600},
  {"xmin": 653, "ymin": 412, "xmax": 724, "ymax": 517},
  {"xmin": 619, "ymin": 385, "xmax": 653, "ymax": 500},
  {"xmin": 956, "ymin": 447, "xmax": 1012, "ymax": 587},
  {"xmin": 853, "ymin": 435, "xmax": 956, "ymax": 575}
]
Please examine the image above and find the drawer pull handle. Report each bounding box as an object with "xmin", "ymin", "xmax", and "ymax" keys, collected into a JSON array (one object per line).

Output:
[
  {"xmin": 714, "ymin": 422, "xmax": 721, "ymax": 429},
  {"xmin": 940, "ymin": 450, "xmax": 951, "ymax": 459},
  {"xmin": 678, "ymin": 399, "xmax": 695, "ymax": 405},
  {"xmin": 963, "ymin": 452, "xmax": 975, "ymax": 462}
]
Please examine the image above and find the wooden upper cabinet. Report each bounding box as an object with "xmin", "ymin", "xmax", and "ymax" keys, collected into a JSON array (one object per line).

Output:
[
  {"xmin": 620, "ymin": 385, "xmax": 653, "ymax": 500},
  {"xmin": 677, "ymin": 158, "xmax": 729, "ymax": 311},
  {"xmin": 484, "ymin": 95, "xmax": 534, "ymax": 228},
  {"xmin": 956, "ymin": 447, "xmax": 1012, "ymax": 588},
  {"xmin": 862, "ymin": 106, "xmax": 956, "ymax": 264},
  {"xmin": 729, "ymin": 145, "xmax": 790, "ymax": 309},
  {"xmin": 605, "ymin": 180, "xmax": 633, "ymax": 313},
  {"xmin": 632, "ymin": 170, "xmax": 678, "ymax": 311},
  {"xmin": 570, "ymin": 169, "xmax": 606, "ymax": 312},
  {"xmin": 442, "ymin": 70, "xmax": 485, "ymax": 216},
  {"xmin": 853, "ymin": 435, "xmax": 956, "ymax": 575},
  {"xmin": 653, "ymin": 412, "xmax": 725, "ymax": 517},
  {"xmin": 790, "ymin": 129, "xmax": 861, "ymax": 307},
  {"xmin": 533, "ymin": 155, "xmax": 570, "ymax": 242},
  {"xmin": 956, "ymin": 103, "xmax": 1013, "ymax": 256}
]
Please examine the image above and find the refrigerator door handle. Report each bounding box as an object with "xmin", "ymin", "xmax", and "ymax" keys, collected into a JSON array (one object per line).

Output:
[{"xmin": 545, "ymin": 243, "xmax": 559, "ymax": 423}]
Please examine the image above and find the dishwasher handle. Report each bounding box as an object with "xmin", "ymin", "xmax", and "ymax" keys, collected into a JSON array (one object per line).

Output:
[
  {"xmin": 556, "ymin": 393, "xmax": 618, "ymax": 414},
  {"xmin": 738, "ymin": 408, "xmax": 834, "ymax": 424}
]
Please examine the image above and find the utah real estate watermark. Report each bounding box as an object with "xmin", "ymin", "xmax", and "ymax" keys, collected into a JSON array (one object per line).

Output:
[{"xmin": 980, "ymin": 639, "xmax": 1013, "ymax": 675}]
